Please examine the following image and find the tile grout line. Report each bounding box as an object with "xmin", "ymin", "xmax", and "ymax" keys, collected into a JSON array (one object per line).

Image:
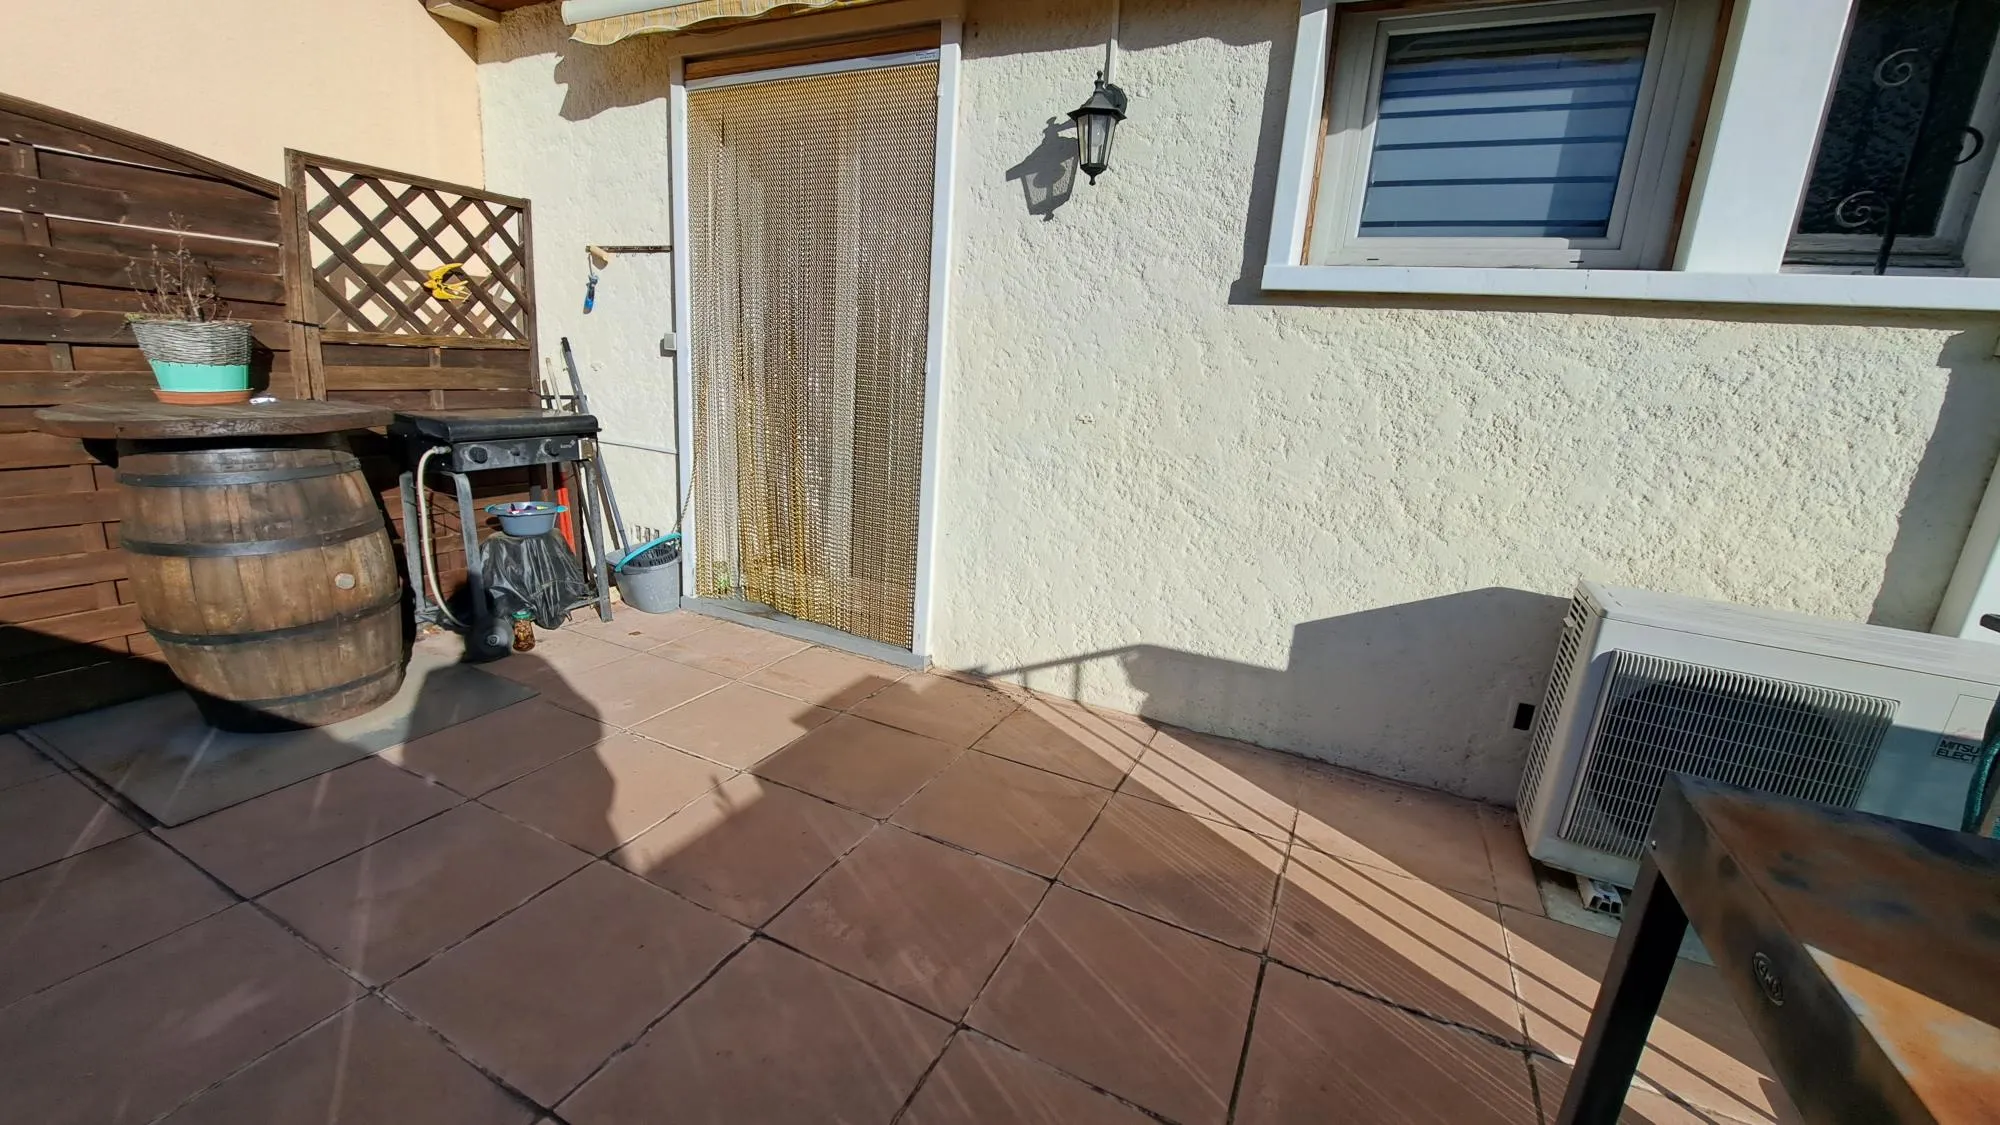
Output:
[
  {"xmin": 372, "ymin": 981, "xmax": 573, "ymax": 1117},
  {"xmin": 136, "ymin": 994, "xmax": 379, "ymax": 1125},
  {"xmin": 512, "ymin": 930, "xmax": 762, "ymax": 1115},
  {"xmin": 550, "ymin": 788, "xmax": 923, "ymax": 1118},
  {"xmin": 929, "ymin": 1026, "xmax": 1186, "ymax": 1125},
  {"xmin": 1226, "ymin": 803, "xmax": 1299, "ymax": 1125},
  {"xmin": 1223, "ymin": 960, "xmax": 1271, "ymax": 1125},
  {"xmin": 3, "ymin": 756, "xmax": 498, "ymax": 1014},
  {"xmin": 885, "ymin": 1026, "xmax": 964, "ymax": 1125}
]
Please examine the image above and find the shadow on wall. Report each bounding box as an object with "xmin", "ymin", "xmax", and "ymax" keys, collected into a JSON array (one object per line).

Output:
[
  {"xmin": 967, "ymin": 586, "xmax": 1571, "ymax": 803},
  {"xmin": 1871, "ymin": 328, "xmax": 2000, "ymax": 628},
  {"xmin": 479, "ymin": 1, "xmax": 679, "ymax": 122},
  {"xmin": 1006, "ymin": 117, "xmax": 1078, "ymax": 220}
]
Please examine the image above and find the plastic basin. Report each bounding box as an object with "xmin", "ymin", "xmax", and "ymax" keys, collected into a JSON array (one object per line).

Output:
[{"xmin": 485, "ymin": 501, "xmax": 567, "ymax": 537}]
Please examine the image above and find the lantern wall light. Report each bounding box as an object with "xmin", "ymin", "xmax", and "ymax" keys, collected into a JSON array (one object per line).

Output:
[
  {"xmin": 1068, "ymin": 0, "xmax": 1128, "ymax": 186},
  {"xmin": 1069, "ymin": 73, "xmax": 1128, "ymax": 185}
]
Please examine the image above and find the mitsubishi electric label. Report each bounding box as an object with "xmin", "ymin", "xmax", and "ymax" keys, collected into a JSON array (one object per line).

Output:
[{"xmin": 1937, "ymin": 695, "xmax": 1994, "ymax": 762}]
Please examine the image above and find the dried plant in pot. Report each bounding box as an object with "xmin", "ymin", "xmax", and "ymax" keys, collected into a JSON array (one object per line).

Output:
[{"xmin": 126, "ymin": 236, "xmax": 254, "ymax": 404}]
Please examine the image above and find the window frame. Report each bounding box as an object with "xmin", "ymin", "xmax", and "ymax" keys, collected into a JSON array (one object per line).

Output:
[
  {"xmin": 1309, "ymin": 0, "xmax": 1715, "ymax": 270},
  {"xmin": 1784, "ymin": 14, "xmax": 2000, "ymax": 272},
  {"xmin": 1262, "ymin": 0, "xmax": 2000, "ymax": 310}
]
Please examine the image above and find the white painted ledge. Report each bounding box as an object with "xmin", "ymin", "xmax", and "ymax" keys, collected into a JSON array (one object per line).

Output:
[{"xmin": 1260, "ymin": 265, "xmax": 2000, "ymax": 311}]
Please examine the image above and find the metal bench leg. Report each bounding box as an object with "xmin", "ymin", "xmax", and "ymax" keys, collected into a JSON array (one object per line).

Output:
[
  {"xmin": 571, "ymin": 459, "xmax": 613, "ymax": 622},
  {"xmin": 450, "ymin": 469, "xmax": 490, "ymax": 642},
  {"xmin": 1555, "ymin": 854, "xmax": 1688, "ymax": 1125}
]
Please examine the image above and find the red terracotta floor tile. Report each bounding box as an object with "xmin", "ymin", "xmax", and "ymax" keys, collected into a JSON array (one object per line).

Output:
[
  {"xmin": 0, "ymin": 834, "xmax": 233, "ymax": 1008},
  {"xmin": 849, "ymin": 673, "xmax": 1020, "ymax": 746},
  {"xmin": 973, "ymin": 698, "xmax": 1149, "ymax": 789},
  {"xmin": 258, "ymin": 803, "xmax": 587, "ymax": 983},
  {"xmin": 903, "ymin": 1031, "xmax": 1158, "ymax": 1125},
  {"xmin": 893, "ymin": 749, "xmax": 1112, "ymax": 877},
  {"xmin": 1060, "ymin": 791, "xmax": 1285, "ymax": 950},
  {"xmin": 632, "ymin": 681, "xmax": 836, "ymax": 769},
  {"xmin": 768, "ymin": 826, "xmax": 1046, "ymax": 1017},
  {"xmin": 558, "ymin": 938, "xmax": 951, "ymax": 1125},
  {"xmin": 487, "ymin": 632, "xmax": 636, "ymax": 685},
  {"xmin": 1505, "ymin": 908, "xmax": 1797, "ymax": 1124},
  {"xmin": 531, "ymin": 651, "xmax": 732, "ymax": 728},
  {"xmin": 566, "ymin": 607, "xmax": 718, "ymax": 651},
  {"xmin": 391, "ymin": 863, "xmax": 748, "ymax": 1106},
  {"xmin": 0, "ymin": 905, "xmax": 362, "ymax": 1125},
  {"xmin": 0, "ymin": 772, "xmax": 139, "ymax": 880},
  {"xmin": 967, "ymin": 885, "xmax": 1258, "ymax": 1125},
  {"xmin": 1293, "ymin": 764, "xmax": 1503, "ymax": 901},
  {"xmin": 159, "ymin": 757, "xmax": 460, "ymax": 896},
  {"xmin": 651, "ymin": 619, "xmax": 810, "ymax": 678},
  {"xmin": 752, "ymin": 714, "xmax": 958, "ymax": 817},
  {"xmin": 747, "ymin": 646, "xmax": 907, "ymax": 708},
  {"xmin": 614, "ymin": 773, "xmax": 874, "ymax": 926},
  {"xmin": 1120, "ymin": 727, "xmax": 1303, "ymax": 840},
  {"xmin": 381, "ymin": 698, "xmax": 611, "ymax": 796},
  {"xmin": 1270, "ymin": 843, "xmax": 1521, "ymax": 1039},
  {"xmin": 481, "ymin": 733, "xmax": 734, "ymax": 854},
  {"xmin": 1235, "ymin": 964, "xmax": 1540, "ymax": 1125},
  {"xmin": 159, "ymin": 997, "xmax": 536, "ymax": 1125}
]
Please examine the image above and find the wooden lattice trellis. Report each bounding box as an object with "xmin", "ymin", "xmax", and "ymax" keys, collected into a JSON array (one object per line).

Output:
[{"xmin": 284, "ymin": 152, "xmax": 534, "ymax": 346}]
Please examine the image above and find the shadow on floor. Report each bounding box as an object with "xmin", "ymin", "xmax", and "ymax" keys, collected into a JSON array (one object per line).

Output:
[{"xmin": 0, "ymin": 610, "xmax": 1791, "ymax": 1124}]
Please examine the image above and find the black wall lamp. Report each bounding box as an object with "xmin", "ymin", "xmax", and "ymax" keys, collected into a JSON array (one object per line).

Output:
[
  {"xmin": 1069, "ymin": 72, "xmax": 1128, "ymax": 185},
  {"xmin": 1069, "ymin": 0, "xmax": 1128, "ymax": 186}
]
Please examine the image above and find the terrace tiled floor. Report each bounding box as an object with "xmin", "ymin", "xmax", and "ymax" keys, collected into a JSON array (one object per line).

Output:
[{"xmin": 0, "ymin": 608, "xmax": 1798, "ymax": 1124}]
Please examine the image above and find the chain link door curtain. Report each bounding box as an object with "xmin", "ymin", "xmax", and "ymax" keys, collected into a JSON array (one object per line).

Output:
[{"xmin": 688, "ymin": 60, "xmax": 938, "ymax": 649}]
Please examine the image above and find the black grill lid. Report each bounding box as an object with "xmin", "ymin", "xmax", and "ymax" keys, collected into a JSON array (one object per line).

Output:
[{"xmin": 389, "ymin": 409, "xmax": 600, "ymax": 444}]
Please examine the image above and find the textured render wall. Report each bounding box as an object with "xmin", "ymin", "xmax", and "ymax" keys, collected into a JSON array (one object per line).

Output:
[
  {"xmin": 934, "ymin": 0, "xmax": 2000, "ymax": 801},
  {"xmin": 471, "ymin": 0, "xmax": 2000, "ymax": 803},
  {"xmin": 1, "ymin": 0, "xmax": 483, "ymax": 184},
  {"xmin": 479, "ymin": 5, "xmax": 684, "ymax": 539}
]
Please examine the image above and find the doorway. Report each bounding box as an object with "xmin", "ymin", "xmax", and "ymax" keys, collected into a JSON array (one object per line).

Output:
[{"xmin": 680, "ymin": 44, "xmax": 945, "ymax": 653}]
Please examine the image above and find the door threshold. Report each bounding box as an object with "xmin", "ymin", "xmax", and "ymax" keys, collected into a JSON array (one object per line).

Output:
[{"xmin": 680, "ymin": 596, "xmax": 928, "ymax": 670}]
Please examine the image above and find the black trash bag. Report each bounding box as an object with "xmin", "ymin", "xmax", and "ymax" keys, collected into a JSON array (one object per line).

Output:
[{"xmin": 480, "ymin": 531, "xmax": 593, "ymax": 628}]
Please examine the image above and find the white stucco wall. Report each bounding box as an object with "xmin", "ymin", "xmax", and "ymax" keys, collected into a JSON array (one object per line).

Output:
[
  {"xmin": 478, "ymin": 0, "xmax": 2000, "ymax": 803},
  {"xmin": 2, "ymin": 0, "xmax": 483, "ymax": 184},
  {"xmin": 480, "ymin": 6, "xmax": 684, "ymax": 541}
]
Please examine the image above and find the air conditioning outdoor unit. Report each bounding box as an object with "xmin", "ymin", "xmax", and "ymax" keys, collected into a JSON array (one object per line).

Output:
[{"xmin": 1517, "ymin": 580, "xmax": 2000, "ymax": 888}]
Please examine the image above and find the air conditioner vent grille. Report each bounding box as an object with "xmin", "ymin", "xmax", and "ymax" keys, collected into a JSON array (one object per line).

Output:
[
  {"xmin": 1560, "ymin": 651, "xmax": 1894, "ymax": 859},
  {"xmin": 1517, "ymin": 590, "xmax": 1599, "ymax": 823}
]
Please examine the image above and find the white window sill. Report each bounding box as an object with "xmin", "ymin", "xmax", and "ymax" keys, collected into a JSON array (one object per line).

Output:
[{"xmin": 1260, "ymin": 265, "xmax": 2000, "ymax": 312}]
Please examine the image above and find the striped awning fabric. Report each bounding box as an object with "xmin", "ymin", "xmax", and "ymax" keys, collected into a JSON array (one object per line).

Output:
[{"xmin": 569, "ymin": 0, "xmax": 892, "ymax": 44}]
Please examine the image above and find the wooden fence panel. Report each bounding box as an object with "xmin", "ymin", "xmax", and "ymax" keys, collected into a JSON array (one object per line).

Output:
[
  {"xmin": 287, "ymin": 151, "xmax": 542, "ymax": 601},
  {"xmin": 0, "ymin": 94, "xmax": 286, "ymax": 728}
]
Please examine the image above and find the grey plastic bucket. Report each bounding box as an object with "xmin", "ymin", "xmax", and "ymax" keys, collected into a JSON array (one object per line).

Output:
[{"xmin": 614, "ymin": 535, "xmax": 681, "ymax": 614}]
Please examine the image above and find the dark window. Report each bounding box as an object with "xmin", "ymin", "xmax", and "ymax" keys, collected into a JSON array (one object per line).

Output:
[{"xmin": 1790, "ymin": 0, "xmax": 2000, "ymax": 270}]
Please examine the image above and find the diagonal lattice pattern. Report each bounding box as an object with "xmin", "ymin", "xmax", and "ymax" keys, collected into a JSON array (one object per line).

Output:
[{"xmin": 299, "ymin": 160, "xmax": 528, "ymax": 341}]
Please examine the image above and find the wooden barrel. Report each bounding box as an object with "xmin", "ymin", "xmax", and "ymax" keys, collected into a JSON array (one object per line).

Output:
[{"xmin": 117, "ymin": 439, "xmax": 404, "ymax": 731}]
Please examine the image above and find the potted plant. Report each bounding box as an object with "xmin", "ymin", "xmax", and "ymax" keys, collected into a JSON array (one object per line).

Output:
[{"xmin": 127, "ymin": 237, "xmax": 253, "ymax": 404}]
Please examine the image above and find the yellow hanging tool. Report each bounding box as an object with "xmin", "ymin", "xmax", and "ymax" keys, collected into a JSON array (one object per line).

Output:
[{"xmin": 425, "ymin": 263, "xmax": 471, "ymax": 302}]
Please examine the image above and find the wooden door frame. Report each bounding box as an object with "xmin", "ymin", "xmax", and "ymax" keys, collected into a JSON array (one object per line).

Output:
[{"xmin": 668, "ymin": 20, "xmax": 962, "ymax": 664}]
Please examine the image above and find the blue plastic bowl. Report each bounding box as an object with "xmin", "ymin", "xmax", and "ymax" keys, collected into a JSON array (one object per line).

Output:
[{"xmin": 485, "ymin": 501, "xmax": 567, "ymax": 537}]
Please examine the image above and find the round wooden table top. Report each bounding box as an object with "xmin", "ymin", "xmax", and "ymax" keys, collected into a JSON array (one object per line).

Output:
[{"xmin": 35, "ymin": 401, "xmax": 393, "ymax": 441}]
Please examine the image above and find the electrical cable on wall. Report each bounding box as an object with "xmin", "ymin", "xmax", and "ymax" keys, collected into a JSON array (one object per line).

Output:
[{"xmin": 1105, "ymin": 0, "xmax": 1121, "ymax": 83}]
